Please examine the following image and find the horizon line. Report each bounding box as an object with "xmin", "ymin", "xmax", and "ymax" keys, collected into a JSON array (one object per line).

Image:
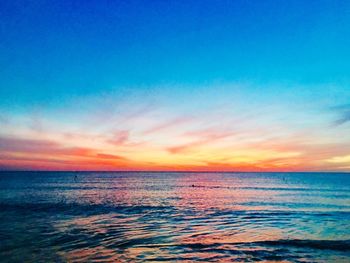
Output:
[{"xmin": 0, "ymin": 170, "xmax": 349, "ymax": 174}]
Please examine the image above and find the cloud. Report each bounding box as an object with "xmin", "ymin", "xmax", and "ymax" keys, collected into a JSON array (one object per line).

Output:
[
  {"xmin": 167, "ymin": 141, "xmax": 203, "ymax": 154},
  {"xmin": 143, "ymin": 117, "xmax": 192, "ymax": 135},
  {"xmin": 327, "ymin": 155, "xmax": 350, "ymax": 164},
  {"xmin": 0, "ymin": 136, "xmax": 129, "ymax": 170},
  {"xmin": 107, "ymin": 130, "xmax": 130, "ymax": 146},
  {"xmin": 0, "ymin": 136, "xmax": 61, "ymax": 154},
  {"xmin": 96, "ymin": 153, "xmax": 127, "ymax": 160},
  {"xmin": 0, "ymin": 136, "xmax": 97, "ymax": 157},
  {"xmin": 335, "ymin": 111, "xmax": 350, "ymax": 125},
  {"xmin": 332, "ymin": 104, "xmax": 350, "ymax": 126},
  {"xmin": 167, "ymin": 129, "xmax": 236, "ymax": 154}
]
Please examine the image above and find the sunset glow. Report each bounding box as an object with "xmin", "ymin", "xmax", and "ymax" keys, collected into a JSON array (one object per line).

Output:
[{"xmin": 1, "ymin": 1, "xmax": 349, "ymax": 171}]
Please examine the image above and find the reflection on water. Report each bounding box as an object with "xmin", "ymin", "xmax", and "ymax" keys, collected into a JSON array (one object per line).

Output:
[{"xmin": 0, "ymin": 172, "xmax": 350, "ymax": 262}]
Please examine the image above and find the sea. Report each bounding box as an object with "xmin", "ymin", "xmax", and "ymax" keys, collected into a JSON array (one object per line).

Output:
[{"xmin": 0, "ymin": 172, "xmax": 349, "ymax": 262}]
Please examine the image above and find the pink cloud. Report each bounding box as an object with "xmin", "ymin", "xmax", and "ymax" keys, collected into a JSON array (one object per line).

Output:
[
  {"xmin": 143, "ymin": 117, "xmax": 192, "ymax": 135},
  {"xmin": 107, "ymin": 130, "xmax": 130, "ymax": 146},
  {"xmin": 0, "ymin": 136, "xmax": 130, "ymax": 170},
  {"xmin": 167, "ymin": 129, "xmax": 237, "ymax": 154}
]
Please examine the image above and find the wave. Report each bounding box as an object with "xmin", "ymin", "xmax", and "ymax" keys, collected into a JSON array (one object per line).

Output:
[
  {"xmin": 2, "ymin": 202, "xmax": 350, "ymax": 216},
  {"xmin": 0, "ymin": 202, "xmax": 175, "ymax": 216},
  {"xmin": 254, "ymin": 239, "xmax": 350, "ymax": 251},
  {"xmin": 139, "ymin": 239, "xmax": 350, "ymax": 252},
  {"xmin": 130, "ymin": 239, "xmax": 350, "ymax": 262}
]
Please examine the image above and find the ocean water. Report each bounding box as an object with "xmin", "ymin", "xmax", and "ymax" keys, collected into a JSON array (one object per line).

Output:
[{"xmin": 0, "ymin": 172, "xmax": 349, "ymax": 262}]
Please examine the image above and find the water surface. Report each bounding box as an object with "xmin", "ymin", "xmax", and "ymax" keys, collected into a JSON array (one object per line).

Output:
[{"xmin": 0, "ymin": 172, "xmax": 349, "ymax": 262}]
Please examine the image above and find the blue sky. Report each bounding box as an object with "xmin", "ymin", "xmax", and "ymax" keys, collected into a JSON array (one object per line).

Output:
[
  {"xmin": 0, "ymin": 0, "xmax": 350, "ymax": 171},
  {"xmin": 1, "ymin": 0, "xmax": 350, "ymax": 106}
]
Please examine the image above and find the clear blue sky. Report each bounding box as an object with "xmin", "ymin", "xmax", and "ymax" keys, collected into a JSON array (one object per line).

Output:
[{"xmin": 1, "ymin": 0, "xmax": 349, "ymax": 107}]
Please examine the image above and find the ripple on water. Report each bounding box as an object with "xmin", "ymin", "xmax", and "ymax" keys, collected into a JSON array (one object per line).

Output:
[{"xmin": 1, "ymin": 171, "xmax": 350, "ymax": 262}]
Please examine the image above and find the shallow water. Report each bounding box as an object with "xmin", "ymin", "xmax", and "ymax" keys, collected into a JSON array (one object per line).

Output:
[{"xmin": 0, "ymin": 172, "xmax": 349, "ymax": 262}]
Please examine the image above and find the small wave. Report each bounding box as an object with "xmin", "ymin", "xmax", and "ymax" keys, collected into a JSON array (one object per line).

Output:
[
  {"xmin": 186, "ymin": 185, "xmax": 350, "ymax": 192},
  {"xmin": 0, "ymin": 202, "xmax": 174, "ymax": 217},
  {"xmin": 253, "ymin": 239, "xmax": 350, "ymax": 251},
  {"xmin": 138, "ymin": 239, "xmax": 350, "ymax": 251},
  {"xmin": 132, "ymin": 239, "xmax": 350, "ymax": 262}
]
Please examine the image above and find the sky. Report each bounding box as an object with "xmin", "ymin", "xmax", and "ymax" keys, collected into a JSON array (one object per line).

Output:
[{"xmin": 0, "ymin": 0, "xmax": 350, "ymax": 171}]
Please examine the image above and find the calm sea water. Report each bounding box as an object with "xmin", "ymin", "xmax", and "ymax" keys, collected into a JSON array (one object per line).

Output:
[{"xmin": 0, "ymin": 172, "xmax": 349, "ymax": 262}]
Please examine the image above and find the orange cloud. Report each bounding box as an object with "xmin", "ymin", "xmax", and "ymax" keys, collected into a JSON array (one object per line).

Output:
[{"xmin": 0, "ymin": 136, "xmax": 131, "ymax": 171}]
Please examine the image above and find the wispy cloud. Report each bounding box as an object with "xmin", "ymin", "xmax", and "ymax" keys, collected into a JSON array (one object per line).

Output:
[
  {"xmin": 143, "ymin": 117, "xmax": 192, "ymax": 135},
  {"xmin": 1, "ymin": 82, "xmax": 350, "ymax": 171},
  {"xmin": 332, "ymin": 104, "xmax": 350, "ymax": 126},
  {"xmin": 327, "ymin": 154, "xmax": 350, "ymax": 164},
  {"xmin": 95, "ymin": 153, "xmax": 127, "ymax": 160},
  {"xmin": 107, "ymin": 130, "xmax": 130, "ymax": 146},
  {"xmin": 167, "ymin": 129, "xmax": 237, "ymax": 154}
]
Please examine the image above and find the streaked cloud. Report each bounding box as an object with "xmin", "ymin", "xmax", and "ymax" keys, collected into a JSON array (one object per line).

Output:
[
  {"xmin": 107, "ymin": 130, "xmax": 130, "ymax": 146},
  {"xmin": 327, "ymin": 155, "xmax": 350, "ymax": 164},
  {"xmin": 143, "ymin": 117, "xmax": 192, "ymax": 135},
  {"xmin": 1, "ymin": 82, "xmax": 349, "ymax": 171},
  {"xmin": 331, "ymin": 104, "xmax": 350, "ymax": 126}
]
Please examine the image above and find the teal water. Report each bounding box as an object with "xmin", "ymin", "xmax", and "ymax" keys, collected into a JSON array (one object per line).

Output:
[{"xmin": 0, "ymin": 172, "xmax": 349, "ymax": 262}]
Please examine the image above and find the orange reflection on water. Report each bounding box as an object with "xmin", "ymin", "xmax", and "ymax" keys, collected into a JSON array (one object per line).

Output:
[{"xmin": 52, "ymin": 173, "xmax": 304, "ymax": 262}]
